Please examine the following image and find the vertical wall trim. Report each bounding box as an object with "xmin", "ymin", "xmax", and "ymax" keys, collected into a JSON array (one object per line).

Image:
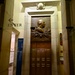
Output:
[{"xmin": 61, "ymin": 0, "xmax": 70, "ymax": 75}]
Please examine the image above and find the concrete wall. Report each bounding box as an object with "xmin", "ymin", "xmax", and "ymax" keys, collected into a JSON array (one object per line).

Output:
[
  {"xmin": 0, "ymin": 30, "xmax": 11, "ymax": 75},
  {"xmin": 57, "ymin": 3, "xmax": 64, "ymax": 75},
  {"xmin": 0, "ymin": 4, "xmax": 5, "ymax": 28},
  {"xmin": 13, "ymin": 0, "xmax": 63, "ymax": 75},
  {"xmin": 13, "ymin": 0, "xmax": 24, "ymax": 38},
  {"xmin": 63, "ymin": 0, "xmax": 75, "ymax": 75},
  {"xmin": 70, "ymin": 0, "xmax": 75, "ymax": 75},
  {"xmin": 2, "ymin": 0, "xmax": 75, "ymax": 75},
  {"xmin": 13, "ymin": 0, "xmax": 61, "ymax": 38},
  {"xmin": 0, "ymin": 0, "xmax": 65, "ymax": 75},
  {"xmin": 15, "ymin": 0, "xmax": 75, "ymax": 75},
  {"xmin": 0, "ymin": 4, "xmax": 5, "ymax": 53},
  {"xmin": 21, "ymin": 0, "xmax": 61, "ymax": 1},
  {"xmin": 61, "ymin": 0, "xmax": 70, "ymax": 75},
  {"xmin": 0, "ymin": 0, "xmax": 14, "ymax": 75}
]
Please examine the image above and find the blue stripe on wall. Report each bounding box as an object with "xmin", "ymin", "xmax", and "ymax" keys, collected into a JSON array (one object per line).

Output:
[{"xmin": 16, "ymin": 38, "xmax": 23, "ymax": 75}]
